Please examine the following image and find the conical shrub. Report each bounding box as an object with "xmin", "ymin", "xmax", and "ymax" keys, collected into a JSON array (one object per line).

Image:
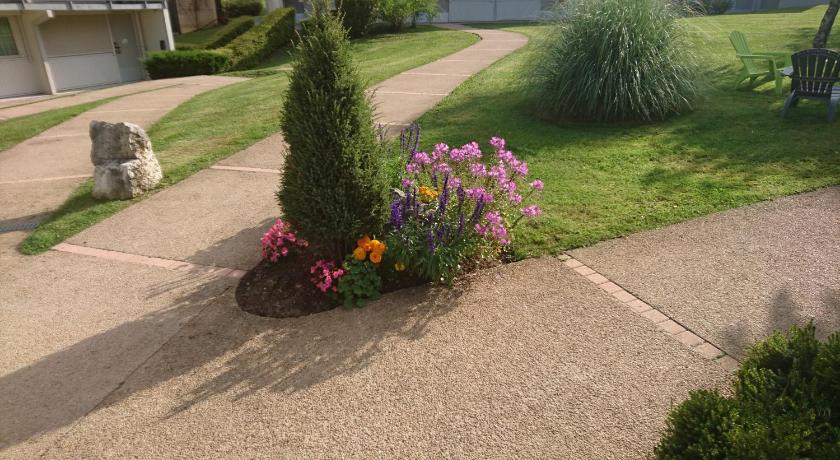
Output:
[{"xmin": 278, "ymin": 2, "xmax": 387, "ymax": 259}]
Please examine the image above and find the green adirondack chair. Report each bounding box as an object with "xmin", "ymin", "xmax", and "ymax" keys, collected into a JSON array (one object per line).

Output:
[{"xmin": 729, "ymin": 31, "xmax": 793, "ymax": 95}]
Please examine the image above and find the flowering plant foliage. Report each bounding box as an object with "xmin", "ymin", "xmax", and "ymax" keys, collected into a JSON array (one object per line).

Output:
[
  {"xmin": 261, "ymin": 218, "xmax": 309, "ymax": 263},
  {"xmin": 387, "ymin": 124, "xmax": 543, "ymax": 283},
  {"xmin": 336, "ymin": 234, "xmax": 385, "ymax": 307},
  {"xmin": 310, "ymin": 259, "xmax": 345, "ymax": 293}
]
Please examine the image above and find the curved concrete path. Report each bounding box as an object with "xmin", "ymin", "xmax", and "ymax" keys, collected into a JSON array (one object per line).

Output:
[
  {"xmin": 1, "ymin": 27, "xmax": 732, "ymax": 459},
  {"xmin": 0, "ymin": 76, "xmax": 246, "ymax": 230},
  {"xmin": 0, "ymin": 77, "xmax": 230, "ymax": 121}
]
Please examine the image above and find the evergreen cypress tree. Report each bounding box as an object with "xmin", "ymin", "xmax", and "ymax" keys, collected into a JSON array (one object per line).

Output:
[{"xmin": 278, "ymin": 1, "xmax": 387, "ymax": 259}]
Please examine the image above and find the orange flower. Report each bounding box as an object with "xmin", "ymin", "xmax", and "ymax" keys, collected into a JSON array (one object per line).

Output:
[
  {"xmin": 369, "ymin": 252, "xmax": 382, "ymax": 264},
  {"xmin": 370, "ymin": 239, "xmax": 385, "ymax": 254},
  {"xmin": 357, "ymin": 235, "xmax": 371, "ymax": 252},
  {"xmin": 353, "ymin": 247, "xmax": 366, "ymax": 261},
  {"xmin": 394, "ymin": 262, "xmax": 406, "ymax": 272}
]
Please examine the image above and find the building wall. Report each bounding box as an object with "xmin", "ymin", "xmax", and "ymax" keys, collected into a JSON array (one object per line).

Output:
[
  {"xmin": 0, "ymin": 14, "xmax": 43, "ymax": 97},
  {"xmin": 0, "ymin": 8, "xmax": 173, "ymax": 98},
  {"xmin": 176, "ymin": 0, "xmax": 217, "ymax": 33},
  {"xmin": 733, "ymin": 0, "xmax": 827, "ymax": 11}
]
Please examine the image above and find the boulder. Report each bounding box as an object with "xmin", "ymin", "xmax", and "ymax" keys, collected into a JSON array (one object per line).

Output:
[{"xmin": 89, "ymin": 121, "xmax": 162, "ymax": 200}]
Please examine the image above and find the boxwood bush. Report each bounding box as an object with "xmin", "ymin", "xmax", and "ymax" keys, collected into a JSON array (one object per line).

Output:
[
  {"xmin": 143, "ymin": 49, "xmax": 231, "ymax": 79},
  {"xmin": 222, "ymin": 0, "xmax": 263, "ymax": 17},
  {"xmin": 225, "ymin": 7, "xmax": 295, "ymax": 70},
  {"xmin": 526, "ymin": 0, "xmax": 696, "ymax": 122},
  {"xmin": 655, "ymin": 323, "xmax": 840, "ymax": 459}
]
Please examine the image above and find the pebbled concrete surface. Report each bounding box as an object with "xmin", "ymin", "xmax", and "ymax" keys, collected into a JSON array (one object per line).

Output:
[
  {"xmin": 37, "ymin": 259, "xmax": 729, "ymax": 459},
  {"xmin": 68, "ymin": 168, "xmax": 278, "ymax": 271},
  {"xmin": 571, "ymin": 187, "xmax": 840, "ymax": 359},
  {"xmin": 0, "ymin": 76, "xmax": 238, "ymax": 120},
  {"xmin": 0, "ymin": 233, "xmax": 235, "ymax": 457}
]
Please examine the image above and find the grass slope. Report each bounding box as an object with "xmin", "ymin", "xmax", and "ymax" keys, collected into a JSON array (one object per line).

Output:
[
  {"xmin": 20, "ymin": 26, "xmax": 478, "ymax": 254},
  {"xmin": 414, "ymin": 6, "xmax": 840, "ymax": 258}
]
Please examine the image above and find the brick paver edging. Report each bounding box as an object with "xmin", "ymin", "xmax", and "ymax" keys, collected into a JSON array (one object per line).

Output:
[{"xmin": 561, "ymin": 255, "xmax": 740, "ymax": 373}]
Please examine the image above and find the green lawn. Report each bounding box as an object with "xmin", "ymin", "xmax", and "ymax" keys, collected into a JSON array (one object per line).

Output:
[
  {"xmin": 174, "ymin": 24, "xmax": 228, "ymax": 48},
  {"xmin": 20, "ymin": 26, "xmax": 478, "ymax": 254},
  {"xmin": 0, "ymin": 99, "xmax": 114, "ymax": 152},
  {"xmin": 414, "ymin": 6, "xmax": 840, "ymax": 258}
]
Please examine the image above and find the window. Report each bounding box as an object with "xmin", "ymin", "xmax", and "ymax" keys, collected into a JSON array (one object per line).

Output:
[{"xmin": 0, "ymin": 17, "xmax": 20, "ymax": 57}]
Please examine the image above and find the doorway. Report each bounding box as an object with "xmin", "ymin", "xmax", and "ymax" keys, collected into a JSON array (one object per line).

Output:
[{"xmin": 108, "ymin": 14, "xmax": 144, "ymax": 83}]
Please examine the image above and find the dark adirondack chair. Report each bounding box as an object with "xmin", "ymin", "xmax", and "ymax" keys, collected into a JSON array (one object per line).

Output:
[
  {"xmin": 730, "ymin": 31, "xmax": 792, "ymax": 95},
  {"xmin": 781, "ymin": 49, "xmax": 840, "ymax": 123}
]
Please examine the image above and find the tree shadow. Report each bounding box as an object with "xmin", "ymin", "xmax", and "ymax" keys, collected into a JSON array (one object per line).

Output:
[
  {"xmin": 162, "ymin": 282, "xmax": 461, "ymax": 416},
  {"xmin": 720, "ymin": 286, "xmax": 840, "ymax": 359},
  {"xmin": 0, "ymin": 262, "xmax": 460, "ymax": 451},
  {"xmin": 0, "ymin": 272, "xmax": 237, "ymax": 451}
]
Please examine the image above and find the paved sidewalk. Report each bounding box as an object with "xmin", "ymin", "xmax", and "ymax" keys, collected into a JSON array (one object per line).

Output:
[
  {"xmin": 2, "ymin": 257, "xmax": 728, "ymax": 459},
  {"xmin": 0, "ymin": 77, "xmax": 231, "ymax": 121},
  {"xmin": 0, "ymin": 76, "xmax": 245, "ymax": 229},
  {"xmin": 571, "ymin": 187, "xmax": 840, "ymax": 359}
]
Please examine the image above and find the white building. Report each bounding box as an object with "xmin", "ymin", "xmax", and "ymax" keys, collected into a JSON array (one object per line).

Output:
[
  {"xmin": 0, "ymin": 0, "xmax": 175, "ymax": 98},
  {"xmin": 732, "ymin": 0, "xmax": 829, "ymax": 11}
]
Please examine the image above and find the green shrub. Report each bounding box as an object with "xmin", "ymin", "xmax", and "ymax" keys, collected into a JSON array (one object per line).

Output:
[
  {"xmin": 222, "ymin": 0, "xmax": 263, "ymax": 17},
  {"xmin": 225, "ymin": 7, "xmax": 295, "ymax": 70},
  {"xmin": 176, "ymin": 16, "xmax": 255, "ymax": 50},
  {"xmin": 205, "ymin": 16, "xmax": 256, "ymax": 48},
  {"xmin": 526, "ymin": 0, "xmax": 696, "ymax": 122},
  {"xmin": 686, "ymin": 0, "xmax": 734, "ymax": 15},
  {"xmin": 277, "ymin": 1, "xmax": 388, "ymax": 260},
  {"xmin": 655, "ymin": 324, "xmax": 840, "ymax": 459},
  {"xmin": 377, "ymin": 0, "xmax": 438, "ymax": 32},
  {"xmin": 338, "ymin": 0, "xmax": 377, "ymax": 37},
  {"xmin": 143, "ymin": 49, "xmax": 231, "ymax": 79}
]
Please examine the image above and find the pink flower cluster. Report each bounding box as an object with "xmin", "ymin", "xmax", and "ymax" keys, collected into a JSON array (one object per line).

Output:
[
  {"xmin": 399, "ymin": 136, "xmax": 545, "ymax": 248},
  {"xmin": 310, "ymin": 259, "xmax": 345, "ymax": 293},
  {"xmin": 260, "ymin": 218, "xmax": 308, "ymax": 263}
]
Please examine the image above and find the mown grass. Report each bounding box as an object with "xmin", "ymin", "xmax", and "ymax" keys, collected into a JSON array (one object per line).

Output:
[
  {"xmin": 414, "ymin": 6, "xmax": 840, "ymax": 258},
  {"xmin": 20, "ymin": 26, "xmax": 478, "ymax": 254},
  {"xmin": 174, "ymin": 24, "xmax": 229, "ymax": 48},
  {"xmin": 0, "ymin": 99, "xmax": 114, "ymax": 152}
]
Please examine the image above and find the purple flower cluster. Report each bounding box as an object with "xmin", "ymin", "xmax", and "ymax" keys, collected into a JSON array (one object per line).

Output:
[{"xmin": 391, "ymin": 133, "xmax": 544, "ymax": 260}]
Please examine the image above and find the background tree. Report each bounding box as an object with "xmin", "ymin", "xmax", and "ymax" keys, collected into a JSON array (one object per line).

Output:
[{"xmin": 814, "ymin": 0, "xmax": 840, "ymax": 48}]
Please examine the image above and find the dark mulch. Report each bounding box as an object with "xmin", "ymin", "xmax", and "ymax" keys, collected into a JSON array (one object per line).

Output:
[{"xmin": 236, "ymin": 252, "xmax": 427, "ymax": 318}]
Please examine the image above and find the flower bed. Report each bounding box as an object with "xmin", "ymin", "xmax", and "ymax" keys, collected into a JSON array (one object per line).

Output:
[{"xmin": 237, "ymin": 125, "xmax": 544, "ymax": 318}]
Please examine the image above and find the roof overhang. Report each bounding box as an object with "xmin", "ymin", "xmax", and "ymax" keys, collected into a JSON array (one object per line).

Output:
[{"xmin": 0, "ymin": 0, "xmax": 164, "ymax": 11}]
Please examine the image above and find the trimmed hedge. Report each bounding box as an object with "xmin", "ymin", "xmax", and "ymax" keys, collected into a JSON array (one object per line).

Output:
[
  {"xmin": 225, "ymin": 7, "xmax": 295, "ymax": 70},
  {"xmin": 222, "ymin": 0, "xmax": 263, "ymax": 17},
  {"xmin": 144, "ymin": 49, "xmax": 231, "ymax": 79},
  {"xmin": 176, "ymin": 16, "xmax": 255, "ymax": 50},
  {"xmin": 206, "ymin": 16, "xmax": 256, "ymax": 48},
  {"xmin": 143, "ymin": 7, "xmax": 294, "ymax": 78}
]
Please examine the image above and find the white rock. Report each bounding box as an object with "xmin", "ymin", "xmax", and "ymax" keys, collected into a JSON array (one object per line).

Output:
[{"xmin": 89, "ymin": 121, "xmax": 162, "ymax": 200}]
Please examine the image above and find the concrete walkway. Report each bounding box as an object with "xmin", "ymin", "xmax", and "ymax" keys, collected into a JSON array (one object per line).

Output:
[
  {"xmin": 0, "ymin": 75, "xmax": 245, "ymax": 229},
  {"xmin": 0, "ymin": 77, "xmax": 230, "ymax": 121},
  {"xmin": 2, "ymin": 27, "xmax": 735, "ymax": 458},
  {"xmin": 571, "ymin": 187, "xmax": 840, "ymax": 360}
]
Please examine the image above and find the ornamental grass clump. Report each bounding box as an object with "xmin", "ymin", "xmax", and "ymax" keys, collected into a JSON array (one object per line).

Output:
[
  {"xmin": 526, "ymin": 0, "xmax": 697, "ymax": 122},
  {"xmin": 278, "ymin": 1, "xmax": 388, "ymax": 260}
]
